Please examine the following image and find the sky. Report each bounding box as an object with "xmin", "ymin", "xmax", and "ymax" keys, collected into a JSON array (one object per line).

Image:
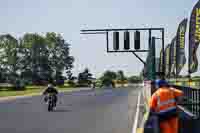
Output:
[{"xmin": 0, "ymin": 0, "xmax": 199, "ymax": 78}]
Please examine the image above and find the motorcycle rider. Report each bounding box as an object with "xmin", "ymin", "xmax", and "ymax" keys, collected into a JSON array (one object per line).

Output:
[{"xmin": 43, "ymin": 83, "xmax": 58, "ymax": 107}]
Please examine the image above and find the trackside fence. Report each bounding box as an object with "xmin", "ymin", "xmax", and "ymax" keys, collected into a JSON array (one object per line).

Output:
[{"xmin": 171, "ymin": 85, "xmax": 200, "ymax": 118}]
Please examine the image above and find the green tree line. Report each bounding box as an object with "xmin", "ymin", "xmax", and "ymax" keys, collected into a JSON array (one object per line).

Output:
[
  {"xmin": 0, "ymin": 33, "xmax": 74, "ymax": 89},
  {"xmin": 99, "ymin": 70, "xmax": 142, "ymax": 87}
]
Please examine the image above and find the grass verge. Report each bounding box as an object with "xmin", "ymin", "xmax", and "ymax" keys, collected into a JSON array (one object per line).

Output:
[{"xmin": 0, "ymin": 85, "xmax": 79, "ymax": 98}]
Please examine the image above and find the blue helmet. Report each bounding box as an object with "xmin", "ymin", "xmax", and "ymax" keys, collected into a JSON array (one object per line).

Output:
[{"xmin": 155, "ymin": 79, "xmax": 168, "ymax": 87}]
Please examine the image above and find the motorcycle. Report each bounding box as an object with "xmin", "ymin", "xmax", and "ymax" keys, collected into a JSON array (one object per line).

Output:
[{"xmin": 45, "ymin": 93, "xmax": 56, "ymax": 112}]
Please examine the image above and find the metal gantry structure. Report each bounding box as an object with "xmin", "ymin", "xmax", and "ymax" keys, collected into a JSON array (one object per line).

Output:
[{"xmin": 81, "ymin": 27, "xmax": 165, "ymax": 81}]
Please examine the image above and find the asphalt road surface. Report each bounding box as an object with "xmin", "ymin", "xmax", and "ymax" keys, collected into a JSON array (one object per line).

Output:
[{"xmin": 0, "ymin": 86, "xmax": 140, "ymax": 133}]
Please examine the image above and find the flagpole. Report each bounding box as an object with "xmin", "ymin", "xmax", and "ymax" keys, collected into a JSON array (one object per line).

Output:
[
  {"xmin": 175, "ymin": 72, "xmax": 177, "ymax": 86},
  {"xmin": 175, "ymin": 43, "xmax": 177, "ymax": 86},
  {"xmin": 188, "ymin": 25, "xmax": 191, "ymax": 88},
  {"xmin": 175, "ymin": 61, "xmax": 177, "ymax": 85},
  {"xmin": 188, "ymin": 41, "xmax": 191, "ymax": 88}
]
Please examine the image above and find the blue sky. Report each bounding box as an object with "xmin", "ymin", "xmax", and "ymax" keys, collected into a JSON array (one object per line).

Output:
[{"xmin": 0, "ymin": 0, "xmax": 198, "ymax": 77}]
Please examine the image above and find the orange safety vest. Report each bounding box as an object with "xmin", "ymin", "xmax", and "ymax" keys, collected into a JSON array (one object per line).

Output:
[
  {"xmin": 149, "ymin": 87, "xmax": 183, "ymax": 133},
  {"xmin": 150, "ymin": 87, "xmax": 178, "ymax": 119}
]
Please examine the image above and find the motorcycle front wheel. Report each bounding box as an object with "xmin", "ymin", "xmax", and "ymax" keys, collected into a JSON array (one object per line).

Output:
[{"xmin": 48, "ymin": 102, "xmax": 53, "ymax": 112}]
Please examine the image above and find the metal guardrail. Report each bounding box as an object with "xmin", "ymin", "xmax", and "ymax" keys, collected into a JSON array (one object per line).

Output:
[{"xmin": 171, "ymin": 85, "xmax": 200, "ymax": 118}]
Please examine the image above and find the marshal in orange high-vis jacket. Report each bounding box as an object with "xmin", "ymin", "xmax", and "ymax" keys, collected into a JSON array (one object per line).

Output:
[{"xmin": 149, "ymin": 80, "xmax": 183, "ymax": 133}]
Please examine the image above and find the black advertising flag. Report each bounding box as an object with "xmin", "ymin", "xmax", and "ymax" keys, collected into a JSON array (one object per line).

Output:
[
  {"xmin": 176, "ymin": 18, "xmax": 187, "ymax": 75},
  {"xmin": 159, "ymin": 49, "xmax": 164, "ymax": 73},
  {"xmin": 189, "ymin": 1, "xmax": 200, "ymax": 73},
  {"xmin": 170, "ymin": 37, "xmax": 177, "ymax": 76},
  {"xmin": 165, "ymin": 44, "xmax": 171, "ymax": 77}
]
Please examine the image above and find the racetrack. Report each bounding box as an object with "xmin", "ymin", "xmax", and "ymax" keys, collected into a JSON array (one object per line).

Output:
[{"xmin": 0, "ymin": 86, "xmax": 140, "ymax": 133}]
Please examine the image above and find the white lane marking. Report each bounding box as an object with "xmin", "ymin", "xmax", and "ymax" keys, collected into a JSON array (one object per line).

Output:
[{"xmin": 132, "ymin": 91, "xmax": 141, "ymax": 133}]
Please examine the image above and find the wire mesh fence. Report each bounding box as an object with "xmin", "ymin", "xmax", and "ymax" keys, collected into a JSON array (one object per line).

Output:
[{"xmin": 171, "ymin": 84, "xmax": 200, "ymax": 118}]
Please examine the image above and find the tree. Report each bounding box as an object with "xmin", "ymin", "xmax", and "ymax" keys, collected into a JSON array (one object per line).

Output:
[
  {"xmin": 19, "ymin": 32, "xmax": 74, "ymax": 85},
  {"xmin": 116, "ymin": 70, "xmax": 127, "ymax": 85},
  {"xmin": 100, "ymin": 71, "xmax": 117, "ymax": 87},
  {"xmin": 78, "ymin": 68, "xmax": 93, "ymax": 86},
  {"xmin": 46, "ymin": 32, "xmax": 74, "ymax": 85},
  {"xmin": 0, "ymin": 34, "xmax": 22, "ymax": 87},
  {"xmin": 20, "ymin": 33, "xmax": 50, "ymax": 84},
  {"xmin": 0, "ymin": 33, "xmax": 74, "ymax": 87}
]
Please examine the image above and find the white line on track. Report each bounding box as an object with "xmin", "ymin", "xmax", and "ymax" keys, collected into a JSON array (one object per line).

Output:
[{"xmin": 132, "ymin": 91, "xmax": 141, "ymax": 133}]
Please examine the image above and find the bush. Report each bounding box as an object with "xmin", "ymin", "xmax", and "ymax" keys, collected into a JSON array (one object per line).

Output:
[
  {"xmin": 68, "ymin": 80, "xmax": 76, "ymax": 87},
  {"xmin": 101, "ymin": 78, "xmax": 115, "ymax": 88},
  {"xmin": 76, "ymin": 83, "xmax": 90, "ymax": 87}
]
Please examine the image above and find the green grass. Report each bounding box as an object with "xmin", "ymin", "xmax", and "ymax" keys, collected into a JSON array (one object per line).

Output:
[
  {"xmin": 0, "ymin": 89, "xmax": 42, "ymax": 97},
  {"xmin": 0, "ymin": 85, "xmax": 78, "ymax": 98}
]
